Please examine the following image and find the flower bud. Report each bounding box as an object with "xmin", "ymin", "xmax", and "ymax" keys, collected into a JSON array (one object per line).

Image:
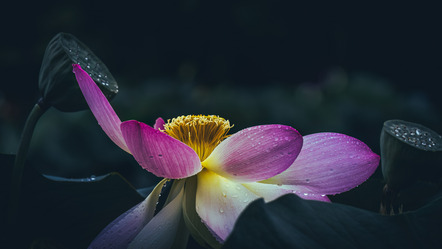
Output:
[
  {"xmin": 380, "ymin": 120, "xmax": 442, "ymax": 190},
  {"xmin": 39, "ymin": 32, "xmax": 118, "ymax": 112}
]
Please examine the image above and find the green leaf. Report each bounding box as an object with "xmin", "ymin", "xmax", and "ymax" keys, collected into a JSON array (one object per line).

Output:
[
  {"xmin": 223, "ymin": 194, "xmax": 442, "ymax": 249},
  {"xmin": 1, "ymin": 154, "xmax": 144, "ymax": 249}
]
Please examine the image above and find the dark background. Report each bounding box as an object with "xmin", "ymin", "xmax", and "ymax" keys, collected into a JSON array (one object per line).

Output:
[{"xmin": 1, "ymin": 1, "xmax": 441, "ymax": 186}]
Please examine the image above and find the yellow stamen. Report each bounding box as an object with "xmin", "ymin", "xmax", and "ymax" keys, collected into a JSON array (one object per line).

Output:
[{"xmin": 163, "ymin": 115, "xmax": 232, "ymax": 161}]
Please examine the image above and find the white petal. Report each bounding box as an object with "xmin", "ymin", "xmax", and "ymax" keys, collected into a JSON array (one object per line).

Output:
[{"xmin": 196, "ymin": 170, "xmax": 260, "ymax": 241}]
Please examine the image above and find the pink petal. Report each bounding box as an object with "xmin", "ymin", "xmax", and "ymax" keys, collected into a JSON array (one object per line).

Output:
[
  {"xmin": 88, "ymin": 179, "xmax": 167, "ymax": 249},
  {"xmin": 121, "ymin": 120, "xmax": 202, "ymax": 179},
  {"xmin": 196, "ymin": 170, "xmax": 260, "ymax": 242},
  {"xmin": 242, "ymin": 182, "xmax": 330, "ymax": 202},
  {"xmin": 154, "ymin": 117, "xmax": 165, "ymax": 130},
  {"xmin": 128, "ymin": 187, "xmax": 184, "ymax": 249},
  {"xmin": 262, "ymin": 133, "xmax": 380, "ymax": 195},
  {"xmin": 202, "ymin": 125, "xmax": 302, "ymax": 182},
  {"xmin": 72, "ymin": 64, "xmax": 129, "ymax": 153}
]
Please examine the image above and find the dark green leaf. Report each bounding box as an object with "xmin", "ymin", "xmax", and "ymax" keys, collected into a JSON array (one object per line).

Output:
[
  {"xmin": 1, "ymin": 154, "xmax": 144, "ymax": 249},
  {"xmin": 223, "ymin": 194, "xmax": 442, "ymax": 249}
]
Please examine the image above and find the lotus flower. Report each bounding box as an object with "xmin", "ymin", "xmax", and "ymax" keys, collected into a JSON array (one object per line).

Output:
[{"xmin": 72, "ymin": 64, "xmax": 379, "ymax": 249}]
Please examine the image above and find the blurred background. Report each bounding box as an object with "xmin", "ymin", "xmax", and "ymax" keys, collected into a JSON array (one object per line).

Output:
[{"xmin": 1, "ymin": 1, "xmax": 441, "ymax": 189}]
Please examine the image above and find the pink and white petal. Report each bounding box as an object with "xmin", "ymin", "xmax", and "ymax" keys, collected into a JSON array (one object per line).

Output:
[
  {"xmin": 73, "ymin": 64, "xmax": 129, "ymax": 153},
  {"xmin": 128, "ymin": 187, "xmax": 184, "ymax": 249},
  {"xmin": 154, "ymin": 117, "xmax": 165, "ymax": 130},
  {"xmin": 121, "ymin": 120, "xmax": 202, "ymax": 179},
  {"xmin": 196, "ymin": 170, "xmax": 260, "ymax": 242},
  {"xmin": 242, "ymin": 182, "xmax": 330, "ymax": 202},
  {"xmin": 202, "ymin": 125, "xmax": 302, "ymax": 182},
  {"xmin": 262, "ymin": 133, "xmax": 380, "ymax": 195},
  {"xmin": 88, "ymin": 179, "xmax": 167, "ymax": 249}
]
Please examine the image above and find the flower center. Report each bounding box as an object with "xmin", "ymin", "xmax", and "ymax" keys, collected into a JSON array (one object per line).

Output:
[{"xmin": 163, "ymin": 115, "xmax": 232, "ymax": 161}]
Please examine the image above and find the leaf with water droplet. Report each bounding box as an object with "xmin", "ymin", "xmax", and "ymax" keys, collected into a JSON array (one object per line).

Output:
[
  {"xmin": 39, "ymin": 33, "xmax": 118, "ymax": 112},
  {"xmin": 381, "ymin": 120, "xmax": 442, "ymax": 190},
  {"xmin": 0, "ymin": 154, "xmax": 143, "ymax": 248}
]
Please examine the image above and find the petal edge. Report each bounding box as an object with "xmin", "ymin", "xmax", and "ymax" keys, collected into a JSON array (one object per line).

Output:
[{"xmin": 73, "ymin": 64, "xmax": 129, "ymax": 153}]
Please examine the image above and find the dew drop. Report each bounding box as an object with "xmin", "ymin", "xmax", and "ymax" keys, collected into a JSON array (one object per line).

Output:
[{"xmin": 219, "ymin": 208, "xmax": 224, "ymax": 213}]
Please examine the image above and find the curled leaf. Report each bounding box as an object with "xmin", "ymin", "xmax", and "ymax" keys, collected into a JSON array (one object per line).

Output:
[
  {"xmin": 381, "ymin": 120, "xmax": 442, "ymax": 190},
  {"xmin": 39, "ymin": 32, "xmax": 118, "ymax": 112}
]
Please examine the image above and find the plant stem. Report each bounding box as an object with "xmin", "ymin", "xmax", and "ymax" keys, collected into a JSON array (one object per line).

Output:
[{"xmin": 8, "ymin": 98, "xmax": 49, "ymax": 225}]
